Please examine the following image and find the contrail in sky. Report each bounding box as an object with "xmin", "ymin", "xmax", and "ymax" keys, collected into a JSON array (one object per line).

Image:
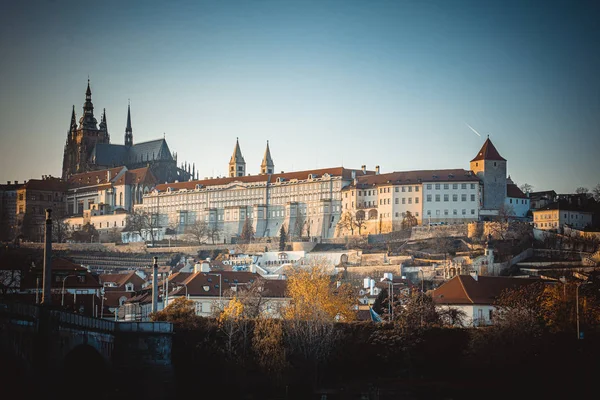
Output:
[{"xmin": 465, "ymin": 123, "xmax": 482, "ymax": 137}]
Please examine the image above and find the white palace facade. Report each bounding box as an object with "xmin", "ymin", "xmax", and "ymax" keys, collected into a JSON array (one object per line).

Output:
[{"xmin": 136, "ymin": 140, "xmax": 375, "ymax": 241}]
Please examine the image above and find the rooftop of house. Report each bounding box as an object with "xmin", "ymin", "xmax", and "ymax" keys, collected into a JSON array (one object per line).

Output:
[
  {"xmin": 432, "ymin": 275, "xmax": 540, "ymax": 305},
  {"xmin": 344, "ymin": 169, "xmax": 480, "ymax": 189},
  {"xmin": 153, "ymin": 167, "xmax": 374, "ymax": 192},
  {"xmin": 506, "ymin": 183, "xmax": 527, "ymax": 199},
  {"xmin": 470, "ymin": 138, "xmax": 506, "ymax": 162},
  {"xmin": 533, "ymin": 201, "xmax": 594, "ymax": 213},
  {"xmin": 18, "ymin": 177, "xmax": 68, "ymax": 192}
]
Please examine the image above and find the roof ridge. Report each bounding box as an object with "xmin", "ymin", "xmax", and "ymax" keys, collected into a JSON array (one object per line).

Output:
[{"xmin": 456, "ymin": 275, "xmax": 475, "ymax": 304}]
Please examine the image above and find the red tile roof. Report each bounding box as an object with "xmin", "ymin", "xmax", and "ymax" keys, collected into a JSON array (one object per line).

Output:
[
  {"xmin": 346, "ymin": 169, "xmax": 480, "ymax": 189},
  {"xmin": 113, "ymin": 167, "xmax": 157, "ymax": 186},
  {"xmin": 99, "ymin": 271, "xmax": 145, "ymax": 291},
  {"xmin": 154, "ymin": 167, "xmax": 373, "ymax": 192},
  {"xmin": 432, "ymin": 275, "xmax": 540, "ymax": 305},
  {"xmin": 470, "ymin": 138, "xmax": 506, "ymax": 162},
  {"xmin": 506, "ymin": 184, "xmax": 527, "ymax": 199},
  {"xmin": 67, "ymin": 167, "xmax": 124, "ymax": 188},
  {"xmin": 171, "ymin": 271, "xmax": 261, "ymax": 297}
]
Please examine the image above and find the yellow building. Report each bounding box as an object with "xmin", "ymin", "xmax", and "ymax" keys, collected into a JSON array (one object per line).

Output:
[{"xmin": 533, "ymin": 202, "xmax": 593, "ymax": 231}]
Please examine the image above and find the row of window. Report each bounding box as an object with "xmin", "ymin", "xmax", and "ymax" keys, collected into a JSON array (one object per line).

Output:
[
  {"xmin": 426, "ymin": 183, "xmax": 476, "ymax": 190},
  {"xmin": 426, "ymin": 194, "xmax": 476, "ymax": 202},
  {"xmin": 426, "ymin": 209, "xmax": 476, "ymax": 216},
  {"xmin": 508, "ymin": 198, "xmax": 528, "ymax": 205}
]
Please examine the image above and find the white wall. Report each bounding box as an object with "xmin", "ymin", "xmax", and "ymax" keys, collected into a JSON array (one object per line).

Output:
[
  {"xmin": 505, "ymin": 197, "xmax": 529, "ymax": 218},
  {"xmin": 422, "ymin": 181, "xmax": 480, "ymax": 223}
]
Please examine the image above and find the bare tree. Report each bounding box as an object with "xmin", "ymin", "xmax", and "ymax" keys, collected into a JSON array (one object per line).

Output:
[
  {"xmin": 52, "ymin": 216, "xmax": 71, "ymax": 243},
  {"xmin": 207, "ymin": 223, "xmax": 222, "ymax": 245},
  {"xmin": 575, "ymin": 187, "xmax": 589, "ymax": 195},
  {"xmin": 401, "ymin": 211, "xmax": 418, "ymax": 230},
  {"xmin": 593, "ymin": 184, "xmax": 600, "ymax": 202},
  {"xmin": 186, "ymin": 218, "xmax": 208, "ymax": 245},
  {"xmin": 519, "ymin": 183, "xmax": 534, "ymax": 195},
  {"xmin": 337, "ymin": 211, "xmax": 355, "ymax": 236},
  {"xmin": 354, "ymin": 210, "xmax": 366, "ymax": 235},
  {"xmin": 124, "ymin": 208, "xmax": 160, "ymax": 245}
]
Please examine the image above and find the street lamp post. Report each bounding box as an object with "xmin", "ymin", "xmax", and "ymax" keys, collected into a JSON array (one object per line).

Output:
[
  {"xmin": 61, "ymin": 274, "xmax": 77, "ymax": 307},
  {"xmin": 100, "ymin": 288, "xmax": 106, "ymax": 319},
  {"xmin": 576, "ymin": 281, "xmax": 591, "ymax": 340}
]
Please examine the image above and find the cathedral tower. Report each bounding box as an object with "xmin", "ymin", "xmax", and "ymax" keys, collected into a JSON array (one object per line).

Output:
[
  {"xmin": 229, "ymin": 138, "xmax": 246, "ymax": 177},
  {"xmin": 470, "ymin": 137, "xmax": 507, "ymax": 211},
  {"xmin": 260, "ymin": 141, "xmax": 274, "ymax": 175},
  {"xmin": 62, "ymin": 80, "xmax": 110, "ymax": 179}
]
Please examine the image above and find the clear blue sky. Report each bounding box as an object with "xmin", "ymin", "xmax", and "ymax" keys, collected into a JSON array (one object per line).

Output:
[{"xmin": 1, "ymin": 0, "xmax": 598, "ymax": 193}]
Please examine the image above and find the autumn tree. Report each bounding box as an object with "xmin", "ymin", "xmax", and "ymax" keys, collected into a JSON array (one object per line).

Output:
[
  {"xmin": 284, "ymin": 263, "xmax": 356, "ymax": 321},
  {"xmin": 150, "ymin": 296, "xmax": 200, "ymax": 329},
  {"xmin": 240, "ymin": 218, "xmax": 254, "ymax": 243},
  {"xmin": 219, "ymin": 296, "xmax": 255, "ymax": 360},
  {"xmin": 186, "ymin": 218, "xmax": 208, "ymax": 245},
  {"xmin": 401, "ymin": 211, "xmax": 418, "ymax": 230},
  {"xmin": 252, "ymin": 318, "xmax": 287, "ymax": 378},
  {"xmin": 279, "ymin": 224, "xmax": 287, "ymax": 251}
]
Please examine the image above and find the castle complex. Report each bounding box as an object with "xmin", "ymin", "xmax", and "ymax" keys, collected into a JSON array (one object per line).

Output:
[{"xmin": 134, "ymin": 137, "xmax": 526, "ymax": 241}]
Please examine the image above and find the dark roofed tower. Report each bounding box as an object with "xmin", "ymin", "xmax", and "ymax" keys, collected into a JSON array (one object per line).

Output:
[
  {"xmin": 229, "ymin": 138, "xmax": 246, "ymax": 177},
  {"xmin": 470, "ymin": 137, "xmax": 507, "ymax": 211},
  {"xmin": 125, "ymin": 103, "xmax": 133, "ymax": 147},
  {"xmin": 260, "ymin": 141, "xmax": 274, "ymax": 175},
  {"xmin": 62, "ymin": 80, "xmax": 110, "ymax": 179}
]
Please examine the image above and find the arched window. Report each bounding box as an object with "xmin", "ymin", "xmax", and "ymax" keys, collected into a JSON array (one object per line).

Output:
[
  {"xmin": 368, "ymin": 209, "xmax": 378, "ymax": 220},
  {"xmin": 356, "ymin": 210, "xmax": 365, "ymax": 220},
  {"xmin": 119, "ymin": 192, "xmax": 123, "ymax": 206}
]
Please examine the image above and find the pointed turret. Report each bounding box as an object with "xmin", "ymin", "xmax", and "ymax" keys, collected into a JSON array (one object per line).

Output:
[
  {"xmin": 229, "ymin": 138, "xmax": 246, "ymax": 177},
  {"xmin": 79, "ymin": 79, "xmax": 98, "ymax": 129},
  {"xmin": 125, "ymin": 103, "xmax": 133, "ymax": 147},
  {"xmin": 470, "ymin": 137, "xmax": 506, "ymax": 162},
  {"xmin": 99, "ymin": 108, "xmax": 108, "ymax": 131},
  {"xmin": 260, "ymin": 140, "xmax": 274, "ymax": 175},
  {"xmin": 70, "ymin": 105, "xmax": 77, "ymax": 131}
]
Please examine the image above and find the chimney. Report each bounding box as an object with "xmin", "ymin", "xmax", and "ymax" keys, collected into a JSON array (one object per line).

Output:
[
  {"xmin": 470, "ymin": 270, "xmax": 478, "ymax": 281},
  {"xmin": 107, "ymin": 170, "xmax": 111, "ymax": 181},
  {"xmin": 361, "ymin": 165, "xmax": 366, "ymax": 174},
  {"xmin": 369, "ymin": 279, "xmax": 376, "ymax": 296},
  {"xmin": 375, "ymin": 165, "xmax": 380, "ymax": 175}
]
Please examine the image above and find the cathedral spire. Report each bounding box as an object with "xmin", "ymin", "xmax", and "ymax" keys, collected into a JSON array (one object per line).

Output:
[
  {"xmin": 99, "ymin": 108, "xmax": 108, "ymax": 130},
  {"xmin": 70, "ymin": 105, "xmax": 77, "ymax": 131},
  {"xmin": 229, "ymin": 138, "xmax": 246, "ymax": 177},
  {"xmin": 125, "ymin": 102, "xmax": 133, "ymax": 147},
  {"xmin": 79, "ymin": 79, "xmax": 98, "ymax": 129},
  {"xmin": 260, "ymin": 140, "xmax": 274, "ymax": 175}
]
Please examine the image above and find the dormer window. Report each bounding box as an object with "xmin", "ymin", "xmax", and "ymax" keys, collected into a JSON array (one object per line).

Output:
[{"xmin": 125, "ymin": 283, "xmax": 134, "ymax": 292}]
